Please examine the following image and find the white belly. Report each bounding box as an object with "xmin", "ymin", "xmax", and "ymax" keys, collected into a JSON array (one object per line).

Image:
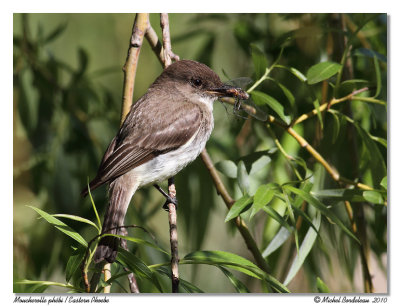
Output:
[{"xmin": 130, "ymin": 117, "xmax": 214, "ymax": 187}]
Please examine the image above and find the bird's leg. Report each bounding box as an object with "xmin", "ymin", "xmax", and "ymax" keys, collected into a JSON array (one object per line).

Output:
[{"xmin": 153, "ymin": 184, "xmax": 178, "ymax": 210}]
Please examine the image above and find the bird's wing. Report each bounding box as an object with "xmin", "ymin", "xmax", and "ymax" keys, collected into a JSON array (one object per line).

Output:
[{"xmin": 84, "ymin": 101, "xmax": 203, "ymax": 194}]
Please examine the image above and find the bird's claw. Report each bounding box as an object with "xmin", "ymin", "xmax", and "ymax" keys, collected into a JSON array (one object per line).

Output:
[{"xmin": 162, "ymin": 196, "xmax": 178, "ymax": 211}]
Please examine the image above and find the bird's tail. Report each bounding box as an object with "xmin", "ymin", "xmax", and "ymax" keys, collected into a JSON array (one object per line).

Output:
[{"xmin": 94, "ymin": 176, "xmax": 138, "ymax": 263}]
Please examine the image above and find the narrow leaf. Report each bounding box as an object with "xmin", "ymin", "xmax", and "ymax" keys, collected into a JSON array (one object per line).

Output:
[
  {"xmin": 15, "ymin": 280, "xmax": 84, "ymax": 293},
  {"xmin": 65, "ymin": 246, "xmax": 86, "ymax": 282},
  {"xmin": 52, "ymin": 214, "xmax": 99, "ymax": 231},
  {"xmin": 251, "ymin": 184, "xmax": 275, "ymax": 218},
  {"xmin": 316, "ymin": 277, "xmax": 330, "ymax": 293},
  {"xmin": 284, "ymin": 186, "xmax": 359, "ymax": 243},
  {"xmin": 116, "ymin": 249, "xmax": 162, "ymax": 292},
  {"xmin": 251, "ymin": 90, "xmax": 290, "ymax": 124},
  {"xmin": 380, "ymin": 176, "xmax": 387, "ymax": 190},
  {"xmin": 262, "ymin": 226, "xmax": 292, "ymax": 257},
  {"xmin": 330, "ymin": 111, "xmax": 341, "ymax": 144},
  {"xmin": 155, "ymin": 266, "xmax": 204, "ymax": 293},
  {"xmin": 237, "ymin": 160, "xmax": 250, "ymax": 194},
  {"xmin": 28, "ymin": 206, "xmax": 87, "ymax": 247},
  {"xmin": 183, "ymin": 250, "xmax": 263, "ymax": 279},
  {"xmin": 249, "ymin": 155, "xmax": 272, "ymax": 176},
  {"xmin": 284, "ymin": 212, "xmax": 321, "ymax": 285},
  {"xmin": 306, "ymin": 61, "xmax": 342, "ymax": 85},
  {"xmin": 218, "ymin": 266, "xmax": 250, "ymax": 293},
  {"xmin": 262, "ymin": 206, "xmax": 292, "ymax": 232},
  {"xmin": 363, "ymin": 190, "xmax": 384, "ymax": 205},
  {"xmin": 313, "ymin": 99, "xmax": 323, "ymax": 129},
  {"xmin": 373, "ymin": 55, "xmax": 382, "ymax": 98},
  {"xmin": 311, "ymin": 189, "xmax": 365, "ymax": 202},
  {"xmin": 225, "ymin": 194, "xmax": 253, "ymax": 222},
  {"xmin": 103, "ymin": 234, "xmax": 168, "ymax": 255},
  {"xmin": 251, "ymin": 43, "xmax": 268, "ymax": 79}
]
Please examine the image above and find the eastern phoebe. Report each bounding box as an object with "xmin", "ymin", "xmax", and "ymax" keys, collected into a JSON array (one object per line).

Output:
[{"xmin": 81, "ymin": 60, "xmax": 249, "ymax": 263}]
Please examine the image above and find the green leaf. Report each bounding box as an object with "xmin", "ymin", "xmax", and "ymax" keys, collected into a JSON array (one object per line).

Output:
[
  {"xmin": 65, "ymin": 246, "xmax": 86, "ymax": 282},
  {"xmin": 373, "ymin": 55, "xmax": 382, "ymax": 98},
  {"xmin": 155, "ymin": 267, "xmax": 204, "ymax": 293},
  {"xmin": 276, "ymin": 65, "xmax": 307, "ymax": 82},
  {"xmin": 44, "ymin": 22, "xmax": 68, "ymax": 44},
  {"xmin": 183, "ymin": 250, "xmax": 262, "ymax": 279},
  {"xmin": 28, "ymin": 206, "xmax": 87, "ymax": 247},
  {"xmin": 316, "ymin": 277, "xmax": 330, "ymax": 293},
  {"xmin": 215, "ymin": 160, "xmax": 237, "ymax": 178},
  {"xmin": 262, "ymin": 205, "xmax": 292, "ymax": 232},
  {"xmin": 330, "ymin": 111, "xmax": 341, "ymax": 144},
  {"xmin": 250, "ymin": 184, "xmax": 275, "ymax": 218},
  {"xmin": 225, "ymin": 194, "xmax": 253, "ymax": 222},
  {"xmin": 311, "ymin": 189, "xmax": 366, "ymax": 202},
  {"xmin": 363, "ymin": 190, "xmax": 384, "ymax": 205},
  {"xmin": 306, "ymin": 61, "xmax": 342, "ymax": 85},
  {"xmin": 268, "ymin": 77, "xmax": 295, "ymax": 107},
  {"xmin": 237, "ymin": 160, "xmax": 250, "ymax": 194},
  {"xmin": 353, "ymin": 122, "xmax": 387, "ymax": 187},
  {"xmin": 262, "ymin": 226, "xmax": 292, "ymax": 257},
  {"xmin": 283, "ymin": 186, "xmax": 359, "ymax": 243},
  {"xmin": 182, "ymin": 250, "xmax": 290, "ymax": 292},
  {"xmin": 14, "ymin": 280, "xmax": 84, "ymax": 293},
  {"xmin": 249, "ymin": 155, "xmax": 272, "ymax": 176},
  {"xmin": 251, "ymin": 43, "xmax": 268, "ymax": 79},
  {"xmin": 116, "ymin": 249, "xmax": 162, "ymax": 292},
  {"xmin": 102, "ymin": 234, "xmax": 168, "ymax": 255},
  {"xmin": 87, "ymin": 181, "xmax": 102, "ymax": 230},
  {"xmin": 52, "ymin": 214, "xmax": 99, "ymax": 231},
  {"xmin": 251, "ymin": 90, "xmax": 290, "ymax": 124},
  {"xmin": 218, "ymin": 266, "xmax": 250, "ymax": 293},
  {"xmin": 237, "ymin": 149, "xmax": 275, "ymax": 175},
  {"xmin": 380, "ymin": 176, "xmax": 387, "ymax": 190},
  {"xmin": 313, "ymin": 99, "xmax": 323, "ymax": 129},
  {"xmin": 284, "ymin": 212, "xmax": 321, "ymax": 285}
]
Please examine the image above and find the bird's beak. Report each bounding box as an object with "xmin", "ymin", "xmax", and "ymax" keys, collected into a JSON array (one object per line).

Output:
[{"xmin": 207, "ymin": 84, "xmax": 250, "ymax": 100}]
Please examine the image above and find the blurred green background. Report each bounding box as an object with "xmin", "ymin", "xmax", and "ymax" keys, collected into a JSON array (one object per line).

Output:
[{"xmin": 13, "ymin": 13, "xmax": 387, "ymax": 293}]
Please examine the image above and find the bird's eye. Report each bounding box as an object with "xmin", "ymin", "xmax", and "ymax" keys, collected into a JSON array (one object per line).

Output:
[{"xmin": 192, "ymin": 78, "xmax": 202, "ymax": 87}]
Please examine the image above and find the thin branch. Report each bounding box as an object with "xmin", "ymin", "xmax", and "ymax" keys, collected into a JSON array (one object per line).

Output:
[
  {"xmin": 120, "ymin": 13, "xmax": 149, "ymax": 124},
  {"xmin": 167, "ymin": 178, "xmax": 180, "ymax": 292},
  {"xmin": 160, "ymin": 13, "xmax": 180, "ymax": 68},
  {"xmin": 269, "ymin": 115, "xmax": 374, "ymax": 191},
  {"xmin": 291, "ymin": 87, "xmax": 369, "ymax": 126},
  {"xmin": 161, "ymin": 14, "xmax": 180, "ymax": 292},
  {"xmin": 120, "ymin": 228, "xmax": 140, "ymax": 293},
  {"xmin": 90, "ymin": 13, "xmax": 150, "ymax": 294}
]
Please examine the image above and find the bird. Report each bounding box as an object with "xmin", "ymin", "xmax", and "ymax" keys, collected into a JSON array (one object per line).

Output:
[{"xmin": 81, "ymin": 59, "xmax": 249, "ymax": 263}]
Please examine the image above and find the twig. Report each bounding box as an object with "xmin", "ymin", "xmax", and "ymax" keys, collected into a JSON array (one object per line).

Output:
[
  {"xmin": 167, "ymin": 178, "xmax": 180, "ymax": 292},
  {"xmin": 158, "ymin": 13, "xmax": 180, "ymax": 293},
  {"xmin": 120, "ymin": 13, "xmax": 149, "ymax": 124},
  {"xmin": 92, "ymin": 13, "xmax": 149, "ymax": 293},
  {"xmin": 269, "ymin": 115, "xmax": 374, "ymax": 191},
  {"xmin": 291, "ymin": 87, "xmax": 369, "ymax": 126},
  {"xmin": 120, "ymin": 228, "xmax": 140, "ymax": 293},
  {"xmin": 160, "ymin": 13, "xmax": 180, "ymax": 68}
]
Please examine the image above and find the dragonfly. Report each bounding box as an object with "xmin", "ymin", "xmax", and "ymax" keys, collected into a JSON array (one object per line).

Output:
[{"xmin": 221, "ymin": 77, "xmax": 268, "ymax": 122}]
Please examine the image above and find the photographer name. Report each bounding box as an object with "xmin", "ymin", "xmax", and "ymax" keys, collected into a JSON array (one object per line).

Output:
[{"xmin": 320, "ymin": 296, "xmax": 370, "ymax": 303}]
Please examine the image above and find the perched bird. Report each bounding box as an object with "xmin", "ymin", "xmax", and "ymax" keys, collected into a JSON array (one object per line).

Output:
[{"xmin": 81, "ymin": 60, "xmax": 249, "ymax": 263}]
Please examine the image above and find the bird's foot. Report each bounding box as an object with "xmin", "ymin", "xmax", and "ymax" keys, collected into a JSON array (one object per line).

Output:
[
  {"xmin": 162, "ymin": 195, "xmax": 178, "ymax": 211},
  {"xmin": 153, "ymin": 184, "xmax": 178, "ymax": 211}
]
